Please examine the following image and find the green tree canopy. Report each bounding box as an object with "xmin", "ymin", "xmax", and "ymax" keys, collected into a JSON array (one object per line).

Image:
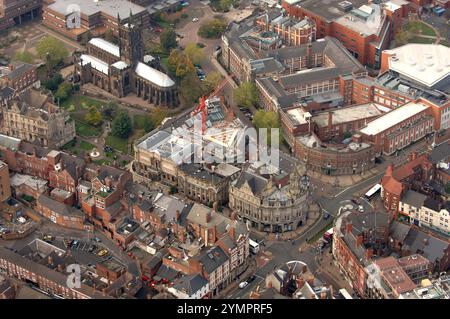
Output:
[
  {"xmin": 160, "ymin": 29, "xmax": 178, "ymax": 53},
  {"xmin": 184, "ymin": 43, "xmax": 205, "ymax": 65},
  {"xmin": 54, "ymin": 82, "xmax": 73, "ymax": 103},
  {"xmin": 180, "ymin": 72, "xmax": 205, "ymax": 106},
  {"xmin": 234, "ymin": 82, "xmax": 258, "ymax": 109},
  {"xmin": 36, "ymin": 36, "xmax": 69, "ymax": 66},
  {"xmin": 13, "ymin": 51, "xmax": 35, "ymax": 64},
  {"xmin": 253, "ymin": 110, "xmax": 281, "ymax": 146},
  {"xmin": 84, "ymin": 106, "xmax": 103, "ymax": 127},
  {"xmin": 176, "ymin": 54, "xmax": 195, "ymax": 78},
  {"xmin": 204, "ymin": 71, "xmax": 223, "ymax": 92},
  {"xmin": 198, "ymin": 18, "xmax": 227, "ymax": 39},
  {"xmin": 42, "ymin": 73, "xmax": 63, "ymax": 91},
  {"xmin": 111, "ymin": 110, "xmax": 132, "ymax": 139}
]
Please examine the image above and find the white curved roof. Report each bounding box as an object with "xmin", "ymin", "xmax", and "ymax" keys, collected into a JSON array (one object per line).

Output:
[
  {"xmin": 79, "ymin": 54, "xmax": 109, "ymax": 74},
  {"xmin": 134, "ymin": 62, "xmax": 175, "ymax": 88},
  {"xmin": 386, "ymin": 44, "xmax": 450, "ymax": 88},
  {"xmin": 88, "ymin": 38, "xmax": 120, "ymax": 57}
]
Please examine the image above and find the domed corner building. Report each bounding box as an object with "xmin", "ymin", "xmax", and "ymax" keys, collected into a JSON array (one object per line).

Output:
[{"xmin": 229, "ymin": 163, "xmax": 311, "ymax": 233}]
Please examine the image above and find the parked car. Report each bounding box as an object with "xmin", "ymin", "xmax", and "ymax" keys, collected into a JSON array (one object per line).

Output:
[
  {"xmin": 88, "ymin": 245, "xmax": 96, "ymax": 253},
  {"xmin": 323, "ymin": 212, "xmax": 330, "ymax": 220},
  {"xmin": 71, "ymin": 240, "xmax": 79, "ymax": 248},
  {"xmin": 239, "ymin": 281, "xmax": 248, "ymax": 289},
  {"xmin": 192, "ymin": 17, "xmax": 199, "ymax": 22},
  {"xmin": 247, "ymin": 275, "xmax": 256, "ymax": 283},
  {"xmin": 43, "ymin": 235, "xmax": 54, "ymax": 243},
  {"xmin": 97, "ymin": 249, "xmax": 108, "ymax": 257},
  {"xmin": 92, "ymin": 237, "xmax": 102, "ymax": 243},
  {"xmin": 358, "ymin": 205, "xmax": 364, "ymax": 213}
]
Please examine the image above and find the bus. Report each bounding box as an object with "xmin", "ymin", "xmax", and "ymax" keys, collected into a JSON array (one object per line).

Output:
[
  {"xmin": 249, "ymin": 239, "xmax": 260, "ymax": 254},
  {"xmin": 365, "ymin": 184, "xmax": 381, "ymax": 200},
  {"xmin": 323, "ymin": 228, "xmax": 333, "ymax": 242},
  {"xmin": 339, "ymin": 288, "xmax": 353, "ymax": 299}
]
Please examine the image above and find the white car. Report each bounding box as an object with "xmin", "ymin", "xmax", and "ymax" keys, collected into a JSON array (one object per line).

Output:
[
  {"xmin": 238, "ymin": 281, "xmax": 248, "ymax": 289},
  {"xmin": 192, "ymin": 18, "xmax": 199, "ymax": 22}
]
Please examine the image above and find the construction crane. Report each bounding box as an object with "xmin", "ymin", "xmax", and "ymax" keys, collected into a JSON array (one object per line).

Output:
[
  {"xmin": 191, "ymin": 95, "xmax": 207, "ymax": 134},
  {"xmin": 191, "ymin": 77, "xmax": 230, "ymax": 134}
]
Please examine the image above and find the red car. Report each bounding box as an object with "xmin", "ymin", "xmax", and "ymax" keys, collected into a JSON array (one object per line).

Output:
[{"xmin": 141, "ymin": 275, "xmax": 150, "ymax": 282}]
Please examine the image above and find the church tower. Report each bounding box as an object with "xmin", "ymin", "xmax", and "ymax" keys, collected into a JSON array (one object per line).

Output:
[{"xmin": 118, "ymin": 11, "xmax": 144, "ymax": 66}]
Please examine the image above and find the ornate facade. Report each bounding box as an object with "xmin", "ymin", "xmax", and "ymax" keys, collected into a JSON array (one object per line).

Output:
[{"xmin": 229, "ymin": 164, "xmax": 310, "ymax": 233}]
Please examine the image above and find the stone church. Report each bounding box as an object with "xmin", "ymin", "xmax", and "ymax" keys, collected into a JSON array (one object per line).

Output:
[{"xmin": 74, "ymin": 15, "xmax": 178, "ymax": 107}]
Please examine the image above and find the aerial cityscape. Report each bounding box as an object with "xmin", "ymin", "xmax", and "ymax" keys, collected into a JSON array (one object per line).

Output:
[{"xmin": 0, "ymin": 0, "xmax": 449, "ymax": 302}]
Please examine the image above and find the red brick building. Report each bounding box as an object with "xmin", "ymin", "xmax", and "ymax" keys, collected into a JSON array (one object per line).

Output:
[
  {"xmin": 0, "ymin": 62, "xmax": 37, "ymax": 92},
  {"xmin": 359, "ymin": 101, "xmax": 434, "ymax": 155},
  {"xmin": 381, "ymin": 152, "xmax": 434, "ymax": 216},
  {"xmin": 36, "ymin": 194, "xmax": 90, "ymax": 230},
  {"xmin": 281, "ymin": 0, "xmax": 410, "ymax": 68}
]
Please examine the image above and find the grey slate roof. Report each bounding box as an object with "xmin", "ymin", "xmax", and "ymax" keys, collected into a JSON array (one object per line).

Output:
[
  {"xmin": 401, "ymin": 190, "xmax": 427, "ymax": 209},
  {"xmin": 429, "ymin": 142, "xmax": 450, "ymax": 164},
  {"xmin": 403, "ymin": 228, "xmax": 450, "ymax": 264},
  {"xmin": 38, "ymin": 195, "xmax": 83, "ymax": 217},
  {"xmin": 234, "ymin": 171, "xmax": 268, "ymax": 196},
  {"xmin": 0, "ymin": 86, "xmax": 15, "ymax": 100},
  {"xmin": 7, "ymin": 63, "xmax": 35, "ymax": 80},
  {"xmin": 171, "ymin": 274, "xmax": 208, "ymax": 296},
  {"xmin": 197, "ymin": 246, "xmax": 229, "ymax": 274}
]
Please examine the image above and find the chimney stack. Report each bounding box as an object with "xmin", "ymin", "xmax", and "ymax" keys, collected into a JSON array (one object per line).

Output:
[
  {"xmin": 328, "ymin": 111, "xmax": 333, "ymax": 129},
  {"xmin": 346, "ymin": 222, "xmax": 353, "ymax": 234},
  {"xmin": 408, "ymin": 152, "xmax": 418, "ymax": 162},
  {"xmin": 175, "ymin": 210, "xmax": 180, "ymax": 221},
  {"xmin": 229, "ymin": 226, "xmax": 235, "ymax": 239}
]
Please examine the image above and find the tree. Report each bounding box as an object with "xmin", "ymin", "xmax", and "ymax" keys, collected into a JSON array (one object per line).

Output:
[
  {"xmin": 198, "ymin": 18, "xmax": 227, "ymax": 39},
  {"xmin": 252, "ymin": 110, "xmax": 281, "ymax": 146},
  {"xmin": 160, "ymin": 29, "xmax": 178, "ymax": 53},
  {"xmin": 36, "ymin": 36, "xmax": 69, "ymax": 67},
  {"xmin": 143, "ymin": 116, "xmax": 154, "ymax": 133},
  {"xmin": 42, "ymin": 73, "xmax": 63, "ymax": 91},
  {"xmin": 445, "ymin": 182, "xmax": 450, "ymax": 194},
  {"xmin": 167, "ymin": 49, "xmax": 182, "ymax": 74},
  {"xmin": 219, "ymin": 0, "xmax": 233, "ymax": 11},
  {"xmin": 13, "ymin": 51, "xmax": 34, "ymax": 64},
  {"xmin": 111, "ymin": 110, "xmax": 132, "ymax": 138},
  {"xmin": 102, "ymin": 102, "xmax": 118, "ymax": 120},
  {"xmin": 180, "ymin": 72, "xmax": 205, "ymax": 106},
  {"xmin": 395, "ymin": 29, "xmax": 409, "ymax": 46},
  {"xmin": 204, "ymin": 71, "xmax": 223, "ymax": 91},
  {"xmin": 54, "ymin": 82, "xmax": 73, "ymax": 103},
  {"xmin": 175, "ymin": 54, "xmax": 195, "ymax": 78},
  {"xmin": 184, "ymin": 43, "xmax": 205, "ymax": 65},
  {"xmin": 84, "ymin": 106, "xmax": 103, "ymax": 126},
  {"xmin": 234, "ymin": 82, "xmax": 258, "ymax": 109}
]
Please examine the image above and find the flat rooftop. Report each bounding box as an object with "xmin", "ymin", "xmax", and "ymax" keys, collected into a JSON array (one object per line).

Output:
[
  {"xmin": 385, "ymin": 44, "xmax": 450, "ymax": 89},
  {"xmin": 334, "ymin": 4, "xmax": 384, "ymax": 37},
  {"xmin": 359, "ymin": 101, "xmax": 430, "ymax": 136},
  {"xmin": 47, "ymin": 0, "xmax": 147, "ymax": 19},
  {"xmin": 10, "ymin": 174, "xmax": 48, "ymax": 190},
  {"xmin": 285, "ymin": 0, "xmax": 370, "ymax": 22},
  {"xmin": 313, "ymin": 103, "xmax": 385, "ymax": 128}
]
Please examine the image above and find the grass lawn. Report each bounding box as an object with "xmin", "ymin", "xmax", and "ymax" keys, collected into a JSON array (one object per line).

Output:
[
  {"xmin": 133, "ymin": 114, "xmax": 150, "ymax": 130},
  {"xmin": 408, "ymin": 36, "xmax": 436, "ymax": 44},
  {"xmin": 75, "ymin": 121, "xmax": 101, "ymax": 137},
  {"xmin": 407, "ymin": 21, "xmax": 436, "ymax": 37},
  {"xmin": 106, "ymin": 135, "xmax": 128, "ymax": 153},
  {"xmin": 62, "ymin": 94, "xmax": 106, "ymax": 110},
  {"xmin": 79, "ymin": 140, "xmax": 96, "ymax": 151},
  {"xmin": 93, "ymin": 159, "xmax": 112, "ymax": 166},
  {"xmin": 307, "ymin": 220, "xmax": 334, "ymax": 244}
]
